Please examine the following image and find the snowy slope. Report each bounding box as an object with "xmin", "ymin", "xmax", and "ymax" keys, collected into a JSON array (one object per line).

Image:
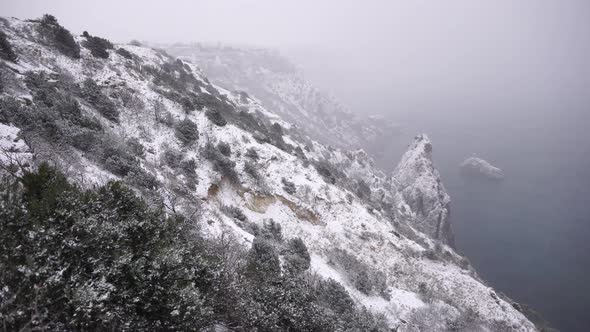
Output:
[
  {"xmin": 0, "ymin": 17, "xmax": 536, "ymax": 331},
  {"xmin": 165, "ymin": 43, "xmax": 401, "ymax": 151}
]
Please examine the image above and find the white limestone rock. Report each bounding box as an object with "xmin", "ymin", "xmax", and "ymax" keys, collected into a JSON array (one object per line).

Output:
[
  {"xmin": 391, "ymin": 134, "xmax": 454, "ymax": 247},
  {"xmin": 460, "ymin": 157, "xmax": 505, "ymax": 180}
]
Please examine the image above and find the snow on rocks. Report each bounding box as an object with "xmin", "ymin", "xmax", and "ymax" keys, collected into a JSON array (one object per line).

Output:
[
  {"xmin": 460, "ymin": 156, "xmax": 505, "ymax": 180},
  {"xmin": 0, "ymin": 123, "xmax": 33, "ymax": 168},
  {"xmin": 391, "ymin": 134, "xmax": 454, "ymax": 247}
]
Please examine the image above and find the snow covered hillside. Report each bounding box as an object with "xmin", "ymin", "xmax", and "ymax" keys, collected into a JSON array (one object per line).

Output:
[
  {"xmin": 165, "ymin": 43, "xmax": 401, "ymax": 152},
  {"xmin": 0, "ymin": 16, "xmax": 537, "ymax": 331}
]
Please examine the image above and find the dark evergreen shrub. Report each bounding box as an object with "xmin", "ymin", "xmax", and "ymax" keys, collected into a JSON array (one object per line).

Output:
[
  {"xmin": 293, "ymin": 145, "xmax": 307, "ymax": 160},
  {"xmin": 102, "ymin": 145, "xmax": 138, "ymax": 177},
  {"xmin": 314, "ymin": 160, "xmax": 337, "ymax": 184},
  {"xmin": 180, "ymin": 158, "xmax": 197, "ymax": 177},
  {"xmin": 71, "ymin": 129, "xmax": 100, "ymax": 152},
  {"xmin": 245, "ymin": 147, "xmax": 259, "ymax": 160},
  {"xmin": 154, "ymin": 101, "xmax": 174, "ymax": 126},
  {"xmin": 327, "ymin": 248, "xmax": 389, "ymax": 299},
  {"xmin": 221, "ymin": 205, "xmax": 248, "ymax": 222},
  {"xmin": 246, "ymin": 237, "xmax": 281, "ymax": 280},
  {"xmin": 116, "ymin": 47, "xmax": 133, "ymax": 59},
  {"xmin": 37, "ymin": 14, "xmax": 80, "ymax": 58},
  {"xmin": 282, "ymin": 177, "xmax": 296, "ymax": 195},
  {"xmin": 81, "ymin": 78, "xmax": 119, "ymax": 122},
  {"xmin": 163, "ymin": 148, "xmax": 183, "ymax": 168},
  {"xmin": 260, "ymin": 219, "xmax": 283, "ymax": 242},
  {"xmin": 202, "ymin": 142, "xmax": 239, "ymax": 184},
  {"xmin": 252, "ymin": 131, "xmax": 270, "ymax": 144},
  {"xmin": 283, "ymin": 238, "xmax": 311, "ymax": 274},
  {"xmin": 205, "ymin": 109, "xmax": 227, "ymax": 126},
  {"xmin": 217, "ymin": 141, "xmax": 231, "ymax": 156},
  {"xmin": 127, "ymin": 170, "xmax": 159, "ymax": 190},
  {"xmin": 244, "ymin": 161, "xmax": 261, "ymax": 181},
  {"xmin": 0, "ymin": 30, "xmax": 17, "ymax": 62},
  {"xmin": 0, "ymin": 96, "xmax": 21, "ymax": 124},
  {"xmin": 174, "ymin": 118, "xmax": 199, "ymax": 145},
  {"xmin": 0, "ymin": 165, "xmax": 212, "ymax": 330},
  {"xmin": 314, "ymin": 278, "xmax": 356, "ymax": 315},
  {"xmin": 180, "ymin": 96, "xmax": 193, "ymax": 112},
  {"xmin": 355, "ymin": 179, "xmax": 372, "ymax": 201},
  {"xmin": 81, "ymin": 31, "xmax": 114, "ymax": 59},
  {"xmin": 10, "ymin": 73, "xmax": 103, "ymax": 150},
  {"xmin": 126, "ymin": 137, "xmax": 145, "ymax": 158}
]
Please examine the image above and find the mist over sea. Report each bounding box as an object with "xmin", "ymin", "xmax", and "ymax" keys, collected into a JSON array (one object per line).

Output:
[{"xmin": 380, "ymin": 101, "xmax": 590, "ymax": 332}]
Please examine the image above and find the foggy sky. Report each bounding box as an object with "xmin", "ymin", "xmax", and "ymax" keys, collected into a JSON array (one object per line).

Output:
[{"xmin": 2, "ymin": 0, "xmax": 589, "ymax": 118}]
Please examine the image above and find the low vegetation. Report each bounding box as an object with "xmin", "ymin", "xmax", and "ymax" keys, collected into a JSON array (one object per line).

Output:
[
  {"xmin": 205, "ymin": 108, "xmax": 227, "ymax": 126},
  {"xmin": 0, "ymin": 31, "xmax": 17, "ymax": 62},
  {"xmin": 174, "ymin": 118, "xmax": 199, "ymax": 145},
  {"xmin": 0, "ymin": 164, "xmax": 390, "ymax": 331},
  {"xmin": 202, "ymin": 142, "xmax": 239, "ymax": 185},
  {"xmin": 81, "ymin": 31, "xmax": 114, "ymax": 59},
  {"xmin": 116, "ymin": 47, "xmax": 133, "ymax": 59},
  {"xmin": 35, "ymin": 14, "xmax": 80, "ymax": 58},
  {"xmin": 327, "ymin": 248, "xmax": 390, "ymax": 299},
  {"xmin": 81, "ymin": 78, "xmax": 119, "ymax": 122}
]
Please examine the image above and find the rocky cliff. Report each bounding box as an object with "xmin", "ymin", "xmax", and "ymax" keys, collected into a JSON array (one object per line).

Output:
[{"xmin": 392, "ymin": 134, "xmax": 454, "ymax": 246}]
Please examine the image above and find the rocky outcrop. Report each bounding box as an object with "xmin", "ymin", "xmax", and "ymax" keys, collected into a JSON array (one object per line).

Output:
[
  {"xmin": 391, "ymin": 134, "xmax": 454, "ymax": 246},
  {"xmin": 460, "ymin": 156, "xmax": 504, "ymax": 180}
]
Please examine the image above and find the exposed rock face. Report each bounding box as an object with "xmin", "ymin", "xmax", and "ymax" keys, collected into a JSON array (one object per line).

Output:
[
  {"xmin": 391, "ymin": 134, "xmax": 454, "ymax": 246},
  {"xmin": 460, "ymin": 157, "xmax": 504, "ymax": 180}
]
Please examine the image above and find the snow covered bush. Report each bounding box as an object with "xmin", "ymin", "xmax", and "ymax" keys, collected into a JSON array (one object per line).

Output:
[
  {"xmin": 244, "ymin": 160, "xmax": 266, "ymax": 191},
  {"xmin": 327, "ymin": 248, "xmax": 389, "ymax": 299},
  {"xmin": 0, "ymin": 164, "xmax": 393, "ymax": 331},
  {"xmin": 116, "ymin": 47, "xmax": 133, "ymax": 59},
  {"xmin": 282, "ymin": 237, "xmax": 311, "ymax": 274},
  {"xmin": 81, "ymin": 31, "xmax": 114, "ymax": 59},
  {"xmin": 35, "ymin": 14, "xmax": 80, "ymax": 58},
  {"xmin": 205, "ymin": 108, "xmax": 227, "ymax": 126},
  {"xmin": 282, "ymin": 177, "xmax": 296, "ymax": 195},
  {"xmin": 174, "ymin": 118, "xmax": 199, "ymax": 145},
  {"xmin": 0, "ymin": 164, "xmax": 213, "ymax": 330},
  {"xmin": 313, "ymin": 159, "xmax": 338, "ymax": 184},
  {"xmin": 245, "ymin": 147, "xmax": 259, "ymax": 160},
  {"xmin": 0, "ymin": 30, "xmax": 17, "ymax": 62},
  {"xmin": 217, "ymin": 141, "xmax": 231, "ymax": 156},
  {"xmin": 354, "ymin": 179, "xmax": 372, "ymax": 201},
  {"xmin": 126, "ymin": 137, "xmax": 145, "ymax": 158},
  {"xmin": 221, "ymin": 204, "xmax": 248, "ymax": 222},
  {"xmin": 314, "ymin": 278, "xmax": 356, "ymax": 314},
  {"xmin": 8, "ymin": 73, "xmax": 102, "ymax": 148},
  {"xmin": 163, "ymin": 147, "xmax": 184, "ymax": 168},
  {"xmin": 202, "ymin": 142, "xmax": 239, "ymax": 184},
  {"xmin": 101, "ymin": 144, "xmax": 139, "ymax": 177},
  {"xmin": 81, "ymin": 78, "xmax": 119, "ymax": 122}
]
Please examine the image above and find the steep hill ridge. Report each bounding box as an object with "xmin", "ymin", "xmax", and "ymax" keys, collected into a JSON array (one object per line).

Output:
[{"xmin": 165, "ymin": 43, "xmax": 401, "ymax": 152}]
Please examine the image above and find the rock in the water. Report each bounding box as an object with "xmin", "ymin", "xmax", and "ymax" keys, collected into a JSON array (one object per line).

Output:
[
  {"xmin": 460, "ymin": 157, "xmax": 504, "ymax": 180},
  {"xmin": 391, "ymin": 134, "xmax": 454, "ymax": 247}
]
